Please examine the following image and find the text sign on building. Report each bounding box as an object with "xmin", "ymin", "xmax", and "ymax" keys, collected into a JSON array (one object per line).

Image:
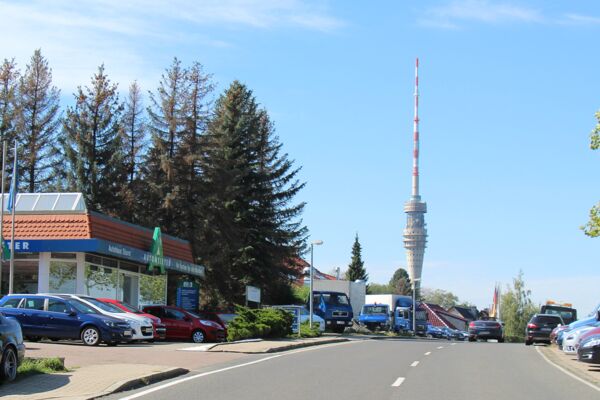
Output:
[
  {"xmin": 246, "ymin": 286, "xmax": 261, "ymax": 304},
  {"xmin": 176, "ymin": 281, "xmax": 199, "ymax": 311}
]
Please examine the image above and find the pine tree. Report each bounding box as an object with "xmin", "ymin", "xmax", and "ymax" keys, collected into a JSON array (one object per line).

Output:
[
  {"xmin": 197, "ymin": 81, "xmax": 306, "ymax": 305},
  {"xmin": 0, "ymin": 58, "xmax": 20, "ymax": 145},
  {"xmin": 345, "ymin": 234, "xmax": 368, "ymax": 282},
  {"xmin": 17, "ymin": 50, "xmax": 61, "ymax": 192},
  {"xmin": 62, "ymin": 65, "xmax": 127, "ymax": 214},
  {"xmin": 120, "ymin": 81, "xmax": 147, "ymax": 223},
  {"xmin": 142, "ymin": 58, "xmax": 189, "ymax": 232}
]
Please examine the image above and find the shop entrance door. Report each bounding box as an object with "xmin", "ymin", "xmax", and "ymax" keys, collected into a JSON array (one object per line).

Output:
[{"xmin": 120, "ymin": 273, "xmax": 139, "ymax": 308}]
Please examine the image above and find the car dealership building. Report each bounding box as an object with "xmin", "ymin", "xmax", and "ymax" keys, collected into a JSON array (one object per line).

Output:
[{"xmin": 0, "ymin": 193, "xmax": 205, "ymax": 308}]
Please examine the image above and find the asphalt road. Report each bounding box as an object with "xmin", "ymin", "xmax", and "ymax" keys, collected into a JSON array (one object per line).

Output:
[{"xmin": 110, "ymin": 339, "xmax": 599, "ymax": 400}]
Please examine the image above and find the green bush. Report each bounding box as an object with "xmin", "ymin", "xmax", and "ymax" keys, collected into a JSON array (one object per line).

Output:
[
  {"xmin": 17, "ymin": 357, "xmax": 68, "ymax": 377},
  {"xmin": 227, "ymin": 305, "xmax": 293, "ymax": 341},
  {"xmin": 299, "ymin": 321, "xmax": 321, "ymax": 338}
]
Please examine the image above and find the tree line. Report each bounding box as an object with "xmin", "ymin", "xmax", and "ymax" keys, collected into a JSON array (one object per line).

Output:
[{"xmin": 0, "ymin": 50, "xmax": 307, "ymax": 306}]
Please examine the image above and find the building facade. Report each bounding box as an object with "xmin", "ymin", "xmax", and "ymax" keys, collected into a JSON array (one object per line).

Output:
[{"xmin": 0, "ymin": 193, "xmax": 204, "ymax": 309}]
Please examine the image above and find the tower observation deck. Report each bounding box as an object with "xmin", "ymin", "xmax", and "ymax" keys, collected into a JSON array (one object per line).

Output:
[{"xmin": 403, "ymin": 58, "xmax": 428, "ymax": 287}]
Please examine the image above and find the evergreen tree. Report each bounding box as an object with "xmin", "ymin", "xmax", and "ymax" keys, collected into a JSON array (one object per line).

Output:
[
  {"xmin": 17, "ymin": 50, "xmax": 61, "ymax": 192},
  {"xmin": 197, "ymin": 81, "xmax": 306, "ymax": 305},
  {"xmin": 120, "ymin": 81, "xmax": 147, "ymax": 223},
  {"xmin": 62, "ymin": 65, "xmax": 127, "ymax": 214},
  {"xmin": 345, "ymin": 234, "xmax": 368, "ymax": 282},
  {"xmin": 389, "ymin": 267, "xmax": 412, "ymax": 295},
  {"xmin": 142, "ymin": 58, "xmax": 188, "ymax": 232},
  {"xmin": 0, "ymin": 58, "xmax": 19, "ymax": 145}
]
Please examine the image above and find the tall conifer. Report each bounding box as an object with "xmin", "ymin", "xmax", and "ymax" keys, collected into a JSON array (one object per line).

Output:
[
  {"xmin": 62, "ymin": 65, "xmax": 126, "ymax": 214},
  {"xmin": 346, "ymin": 234, "xmax": 368, "ymax": 282},
  {"xmin": 17, "ymin": 50, "xmax": 61, "ymax": 192},
  {"xmin": 0, "ymin": 59, "xmax": 20, "ymax": 146}
]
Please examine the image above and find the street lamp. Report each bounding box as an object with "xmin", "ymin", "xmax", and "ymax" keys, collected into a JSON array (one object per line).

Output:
[
  {"xmin": 309, "ymin": 240, "xmax": 323, "ymax": 329},
  {"xmin": 412, "ymin": 278, "xmax": 421, "ymax": 335}
]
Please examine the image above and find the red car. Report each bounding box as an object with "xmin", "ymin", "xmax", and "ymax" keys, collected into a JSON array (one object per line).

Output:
[
  {"xmin": 98, "ymin": 298, "xmax": 167, "ymax": 340},
  {"xmin": 142, "ymin": 305, "xmax": 226, "ymax": 343}
]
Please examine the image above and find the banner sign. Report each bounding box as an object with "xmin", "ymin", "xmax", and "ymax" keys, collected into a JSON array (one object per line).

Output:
[
  {"xmin": 5, "ymin": 238, "xmax": 205, "ymax": 277},
  {"xmin": 176, "ymin": 281, "xmax": 199, "ymax": 311}
]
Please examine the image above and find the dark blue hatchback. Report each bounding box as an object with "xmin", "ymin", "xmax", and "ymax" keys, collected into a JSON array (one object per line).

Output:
[{"xmin": 0, "ymin": 294, "xmax": 132, "ymax": 346}]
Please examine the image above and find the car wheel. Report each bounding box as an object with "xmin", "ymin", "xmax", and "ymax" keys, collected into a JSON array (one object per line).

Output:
[
  {"xmin": 1, "ymin": 346, "xmax": 18, "ymax": 382},
  {"xmin": 525, "ymin": 340, "xmax": 532, "ymax": 346},
  {"xmin": 81, "ymin": 327, "xmax": 101, "ymax": 346},
  {"xmin": 468, "ymin": 337, "xmax": 475, "ymax": 342},
  {"xmin": 498, "ymin": 337, "xmax": 505, "ymax": 343},
  {"xmin": 192, "ymin": 330, "xmax": 206, "ymax": 343}
]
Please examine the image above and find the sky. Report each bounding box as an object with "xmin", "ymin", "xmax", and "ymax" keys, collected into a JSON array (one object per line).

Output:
[{"xmin": 1, "ymin": 0, "xmax": 600, "ymax": 315}]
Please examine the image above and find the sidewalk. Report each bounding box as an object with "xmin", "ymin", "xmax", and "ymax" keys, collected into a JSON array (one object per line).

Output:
[
  {"xmin": 538, "ymin": 345, "xmax": 600, "ymax": 388},
  {"xmin": 206, "ymin": 336, "xmax": 349, "ymax": 353},
  {"xmin": 0, "ymin": 364, "xmax": 187, "ymax": 400}
]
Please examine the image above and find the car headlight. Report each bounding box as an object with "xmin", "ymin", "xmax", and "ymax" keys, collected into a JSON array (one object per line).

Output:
[
  {"xmin": 200, "ymin": 320, "xmax": 221, "ymax": 328},
  {"xmin": 103, "ymin": 319, "xmax": 118, "ymax": 327},
  {"xmin": 582, "ymin": 338, "xmax": 600, "ymax": 348},
  {"xmin": 143, "ymin": 318, "xmax": 153, "ymax": 325},
  {"xmin": 156, "ymin": 318, "xmax": 162, "ymax": 324}
]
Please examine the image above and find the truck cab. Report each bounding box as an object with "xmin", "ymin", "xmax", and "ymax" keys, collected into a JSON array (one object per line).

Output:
[
  {"xmin": 391, "ymin": 297, "xmax": 427, "ymax": 336},
  {"xmin": 311, "ymin": 291, "xmax": 354, "ymax": 333},
  {"xmin": 358, "ymin": 304, "xmax": 390, "ymax": 331}
]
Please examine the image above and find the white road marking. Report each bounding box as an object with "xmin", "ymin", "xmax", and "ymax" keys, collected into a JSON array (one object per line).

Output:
[
  {"xmin": 535, "ymin": 346, "xmax": 600, "ymax": 393},
  {"xmin": 118, "ymin": 340, "xmax": 363, "ymax": 399},
  {"xmin": 391, "ymin": 377, "xmax": 405, "ymax": 387},
  {"xmin": 437, "ymin": 346, "xmax": 444, "ymax": 349},
  {"xmin": 410, "ymin": 361, "xmax": 419, "ymax": 367},
  {"xmin": 424, "ymin": 351, "xmax": 431, "ymax": 355},
  {"xmin": 451, "ymin": 343, "xmax": 457, "ymax": 346}
]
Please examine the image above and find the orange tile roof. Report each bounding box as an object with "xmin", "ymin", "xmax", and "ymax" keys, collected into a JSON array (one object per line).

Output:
[{"xmin": 1, "ymin": 212, "xmax": 194, "ymax": 263}]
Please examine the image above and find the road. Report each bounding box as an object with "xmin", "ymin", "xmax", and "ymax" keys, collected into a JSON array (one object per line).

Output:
[{"xmin": 109, "ymin": 339, "xmax": 599, "ymax": 400}]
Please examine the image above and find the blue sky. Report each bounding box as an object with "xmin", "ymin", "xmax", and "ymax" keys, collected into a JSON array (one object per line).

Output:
[{"xmin": 2, "ymin": 0, "xmax": 600, "ymax": 314}]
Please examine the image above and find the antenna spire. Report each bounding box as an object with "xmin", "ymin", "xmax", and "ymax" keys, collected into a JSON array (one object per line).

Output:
[{"xmin": 412, "ymin": 57, "xmax": 420, "ymax": 198}]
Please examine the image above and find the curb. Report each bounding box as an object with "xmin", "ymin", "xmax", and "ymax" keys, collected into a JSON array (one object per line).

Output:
[
  {"xmin": 537, "ymin": 345, "xmax": 600, "ymax": 391},
  {"xmin": 89, "ymin": 367, "xmax": 189, "ymax": 399},
  {"xmin": 210, "ymin": 338, "xmax": 349, "ymax": 353}
]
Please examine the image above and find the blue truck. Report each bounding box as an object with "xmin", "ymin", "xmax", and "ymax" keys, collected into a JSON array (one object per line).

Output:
[
  {"xmin": 310, "ymin": 291, "xmax": 354, "ymax": 333},
  {"xmin": 358, "ymin": 304, "xmax": 390, "ymax": 331},
  {"xmin": 364, "ymin": 294, "xmax": 428, "ymax": 335}
]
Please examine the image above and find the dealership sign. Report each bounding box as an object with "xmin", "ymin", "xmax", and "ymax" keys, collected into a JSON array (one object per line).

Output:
[{"xmin": 5, "ymin": 238, "xmax": 205, "ymax": 277}]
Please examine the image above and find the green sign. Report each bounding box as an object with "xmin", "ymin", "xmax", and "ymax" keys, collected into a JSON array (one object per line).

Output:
[{"xmin": 147, "ymin": 227, "xmax": 165, "ymax": 274}]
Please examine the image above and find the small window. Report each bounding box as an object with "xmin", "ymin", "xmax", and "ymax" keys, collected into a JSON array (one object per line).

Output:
[
  {"xmin": 47, "ymin": 299, "xmax": 69, "ymax": 313},
  {"xmin": 24, "ymin": 297, "xmax": 45, "ymax": 310},
  {"xmin": 51, "ymin": 253, "xmax": 77, "ymax": 259},
  {"xmin": 145, "ymin": 307, "xmax": 163, "ymax": 318},
  {"xmin": 0, "ymin": 297, "xmax": 23, "ymax": 308},
  {"xmin": 165, "ymin": 309, "xmax": 186, "ymax": 320}
]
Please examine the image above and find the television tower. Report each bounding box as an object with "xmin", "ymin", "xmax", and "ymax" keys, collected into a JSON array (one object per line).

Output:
[{"xmin": 403, "ymin": 57, "xmax": 428, "ymax": 288}]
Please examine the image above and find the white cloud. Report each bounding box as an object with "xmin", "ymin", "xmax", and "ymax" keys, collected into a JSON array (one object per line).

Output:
[
  {"xmin": 563, "ymin": 13, "xmax": 600, "ymax": 26},
  {"xmin": 418, "ymin": 0, "xmax": 544, "ymax": 29},
  {"xmin": 0, "ymin": 0, "xmax": 343, "ymax": 92}
]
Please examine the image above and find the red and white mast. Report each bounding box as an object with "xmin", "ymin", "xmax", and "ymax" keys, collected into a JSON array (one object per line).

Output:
[{"xmin": 412, "ymin": 57, "xmax": 420, "ymax": 199}]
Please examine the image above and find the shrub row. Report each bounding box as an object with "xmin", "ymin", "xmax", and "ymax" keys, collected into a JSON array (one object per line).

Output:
[{"xmin": 227, "ymin": 305, "xmax": 293, "ymax": 342}]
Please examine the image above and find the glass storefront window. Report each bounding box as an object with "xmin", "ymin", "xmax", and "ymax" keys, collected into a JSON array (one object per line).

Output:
[
  {"xmin": 85, "ymin": 264, "xmax": 118, "ymax": 298},
  {"xmin": 139, "ymin": 274, "xmax": 167, "ymax": 306},
  {"xmin": 0, "ymin": 261, "xmax": 38, "ymax": 294},
  {"xmin": 49, "ymin": 261, "xmax": 77, "ymax": 293}
]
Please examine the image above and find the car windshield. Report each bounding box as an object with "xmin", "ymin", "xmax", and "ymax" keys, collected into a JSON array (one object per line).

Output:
[
  {"xmin": 362, "ymin": 305, "xmax": 388, "ymax": 314},
  {"xmin": 322, "ymin": 294, "xmax": 349, "ymax": 306},
  {"xmin": 85, "ymin": 298, "xmax": 125, "ymax": 313},
  {"xmin": 534, "ymin": 315, "xmax": 563, "ymax": 324},
  {"xmin": 119, "ymin": 302, "xmax": 142, "ymax": 313},
  {"xmin": 69, "ymin": 299, "xmax": 97, "ymax": 314}
]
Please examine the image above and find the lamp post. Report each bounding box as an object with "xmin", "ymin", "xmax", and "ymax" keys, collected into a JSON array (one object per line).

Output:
[
  {"xmin": 412, "ymin": 278, "xmax": 421, "ymax": 335},
  {"xmin": 309, "ymin": 240, "xmax": 323, "ymax": 329}
]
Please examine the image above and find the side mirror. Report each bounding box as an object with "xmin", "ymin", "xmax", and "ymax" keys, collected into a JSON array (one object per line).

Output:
[{"xmin": 68, "ymin": 309, "xmax": 77, "ymax": 316}]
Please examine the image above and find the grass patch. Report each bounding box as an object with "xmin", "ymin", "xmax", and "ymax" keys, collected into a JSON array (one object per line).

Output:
[{"xmin": 17, "ymin": 357, "xmax": 69, "ymax": 377}]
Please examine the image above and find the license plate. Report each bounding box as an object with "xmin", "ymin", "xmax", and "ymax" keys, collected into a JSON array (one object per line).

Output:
[
  {"xmin": 336, "ymin": 321, "xmax": 345, "ymax": 325},
  {"xmin": 123, "ymin": 330, "xmax": 132, "ymax": 336},
  {"xmin": 479, "ymin": 331, "xmax": 489, "ymax": 335},
  {"xmin": 542, "ymin": 328, "xmax": 551, "ymax": 332}
]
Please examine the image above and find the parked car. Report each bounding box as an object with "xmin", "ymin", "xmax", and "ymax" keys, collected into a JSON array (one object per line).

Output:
[
  {"xmin": 98, "ymin": 298, "xmax": 166, "ymax": 340},
  {"xmin": 0, "ymin": 312, "xmax": 25, "ymax": 382},
  {"xmin": 468, "ymin": 320, "xmax": 504, "ymax": 342},
  {"xmin": 56, "ymin": 294, "xmax": 154, "ymax": 342},
  {"xmin": 0, "ymin": 294, "xmax": 132, "ymax": 346},
  {"xmin": 577, "ymin": 331, "xmax": 600, "ymax": 364},
  {"xmin": 143, "ymin": 305, "xmax": 226, "ymax": 343},
  {"xmin": 426, "ymin": 324, "xmax": 446, "ymax": 339},
  {"xmin": 195, "ymin": 311, "xmax": 227, "ymax": 330},
  {"xmin": 525, "ymin": 314, "xmax": 564, "ymax": 346},
  {"xmin": 557, "ymin": 315, "xmax": 597, "ymax": 347},
  {"xmin": 216, "ymin": 313, "xmax": 237, "ymax": 328},
  {"xmin": 563, "ymin": 322, "xmax": 600, "ymax": 354}
]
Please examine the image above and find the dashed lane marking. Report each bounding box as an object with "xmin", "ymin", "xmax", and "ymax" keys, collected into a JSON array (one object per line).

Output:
[
  {"xmin": 391, "ymin": 377, "xmax": 405, "ymax": 387},
  {"xmin": 410, "ymin": 361, "xmax": 419, "ymax": 367},
  {"xmin": 424, "ymin": 351, "xmax": 431, "ymax": 355},
  {"xmin": 437, "ymin": 346, "xmax": 444, "ymax": 349}
]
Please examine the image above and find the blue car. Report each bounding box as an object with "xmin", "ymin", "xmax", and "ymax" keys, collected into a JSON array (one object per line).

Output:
[
  {"xmin": 0, "ymin": 294, "xmax": 132, "ymax": 346},
  {"xmin": 426, "ymin": 324, "xmax": 446, "ymax": 339},
  {"xmin": 557, "ymin": 316, "xmax": 597, "ymax": 347}
]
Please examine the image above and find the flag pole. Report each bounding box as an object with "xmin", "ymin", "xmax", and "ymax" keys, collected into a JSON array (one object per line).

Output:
[
  {"xmin": 0, "ymin": 141, "xmax": 6, "ymax": 293},
  {"xmin": 8, "ymin": 141, "xmax": 16, "ymax": 294}
]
